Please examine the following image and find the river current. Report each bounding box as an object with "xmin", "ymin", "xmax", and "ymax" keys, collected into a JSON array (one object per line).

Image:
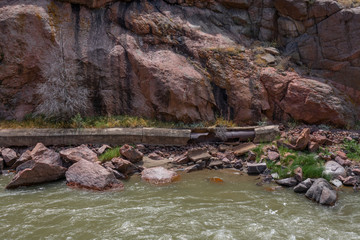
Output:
[{"xmin": 1, "ymin": 169, "xmax": 359, "ymax": 240}]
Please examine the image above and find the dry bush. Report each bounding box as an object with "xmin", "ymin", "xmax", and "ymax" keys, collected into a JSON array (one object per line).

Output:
[
  {"xmin": 35, "ymin": 32, "xmax": 89, "ymax": 121},
  {"xmin": 336, "ymin": 0, "xmax": 360, "ymax": 7}
]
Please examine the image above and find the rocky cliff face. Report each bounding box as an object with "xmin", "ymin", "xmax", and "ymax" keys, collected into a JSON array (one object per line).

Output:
[{"xmin": 0, "ymin": 0, "xmax": 359, "ymax": 126}]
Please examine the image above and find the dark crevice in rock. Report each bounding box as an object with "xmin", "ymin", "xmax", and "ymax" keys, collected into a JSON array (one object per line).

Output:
[{"xmin": 211, "ymin": 82, "xmax": 234, "ymax": 120}]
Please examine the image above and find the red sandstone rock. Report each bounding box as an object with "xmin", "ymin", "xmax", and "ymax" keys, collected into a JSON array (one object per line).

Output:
[
  {"xmin": 141, "ymin": 167, "xmax": 180, "ymax": 184},
  {"xmin": 66, "ymin": 160, "xmax": 124, "ymax": 191},
  {"xmin": 120, "ymin": 144, "xmax": 143, "ymax": 163},
  {"xmin": 60, "ymin": 145, "xmax": 98, "ymax": 163}
]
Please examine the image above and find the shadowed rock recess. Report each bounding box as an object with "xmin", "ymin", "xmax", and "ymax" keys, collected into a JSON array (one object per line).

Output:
[{"xmin": 0, "ymin": 0, "xmax": 359, "ymax": 126}]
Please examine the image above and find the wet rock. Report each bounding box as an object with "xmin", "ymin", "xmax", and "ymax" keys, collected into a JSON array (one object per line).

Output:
[
  {"xmin": 60, "ymin": 145, "xmax": 98, "ymax": 163},
  {"xmin": 247, "ymin": 162, "xmax": 267, "ymax": 174},
  {"xmin": 107, "ymin": 168, "xmax": 127, "ymax": 180},
  {"xmin": 267, "ymin": 151, "xmax": 280, "ymax": 161},
  {"xmin": 141, "ymin": 167, "xmax": 179, "ymax": 184},
  {"xmin": 11, "ymin": 150, "xmax": 32, "ymax": 170},
  {"xmin": 330, "ymin": 179, "xmax": 343, "ymax": 188},
  {"xmin": 294, "ymin": 178, "xmax": 313, "ymax": 193},
  {"xmin": 323, "ymin": 161, "xmax": 346, "ymax": 179},
  {"xmin": 276, "ymin": 177, "xmax": 298, "ymax": 187},
  {"xmin": 120, "ymin": 144, "xmax": 143, "ymax": 163},
  {"xmin": 66, "ymin": 160, "xmax": 123, "ymax": 191},
  {"xmin": 184, "ymin": 164, "xmax": 199, "ymax": 173},
  {"xmin": 294, "ymin": 167, "xmax": 303, "ymax": 182},
  {"xmin": 233, "ymin": 143, "xmax": 257, "ymax": 157},
  {"xmin": 0, "ymin": 158, "xmax": 4, "ymax": 172},
  {"xmin": 339, "ymin": 176, "xmax": 359, "ymax": 186},
  {"xmin": 305, "ymin": 178, "xmax": 337, "ymax": 206},
  {"xmin": 187, "ymin": 148, "xmax": 211, "ymax": 162},
  {"xmin": 6, "ymin": 144, "xmax": 66, "ymax": 189},
  {"xmin": 1, "ymin": 148, "xmax": 17, "ymax": 167},
  {"xmin": 111, "ymin": 157, "xmax": 138, "ymax": 176},
  {"xmin": 232, "ymin": 160, "xmax": 243, "ymax": 169}
]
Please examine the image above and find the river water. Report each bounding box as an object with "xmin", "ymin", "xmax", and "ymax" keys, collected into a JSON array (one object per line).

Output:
[{"xmin": 0, "ymin": 169, "xmax": 359, "ymax": 240}]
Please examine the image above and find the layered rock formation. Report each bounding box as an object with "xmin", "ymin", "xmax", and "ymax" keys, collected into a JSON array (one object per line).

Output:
[{"xmin": 0, "ymin": 0, "xmax": 359, "ymax": 126}]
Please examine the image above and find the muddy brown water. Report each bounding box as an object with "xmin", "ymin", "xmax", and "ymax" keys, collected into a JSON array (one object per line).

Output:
[{"xmin": 0, "ymin": 169, "xmax": 359, "ymax": 240}]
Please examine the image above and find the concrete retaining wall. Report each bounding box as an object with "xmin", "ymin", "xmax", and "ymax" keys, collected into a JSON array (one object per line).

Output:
[{"xmin": 0, "ymin": 125, "xmax": 279, "ymax": 147}]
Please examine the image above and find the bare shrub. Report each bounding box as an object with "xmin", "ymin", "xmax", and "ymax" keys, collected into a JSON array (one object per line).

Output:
[{"xmin": 35, "ymin": 32, "xmax": 89, "ymax": 121}]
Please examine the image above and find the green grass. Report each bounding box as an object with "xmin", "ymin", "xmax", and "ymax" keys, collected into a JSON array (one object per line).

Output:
[
  {"xmin": 0, "ymin": 114, "xmax": 238, "ymax": 129},
  {"xmin": 342, "ymin": 139, "xmax": 360, "ymax": 161},
  {"xmin": 266, "ymin": 151, "xmax": 329, "ymax": 181},
  {"xmin": 99, "ymin": 147, "xmax": 121, "ymax": 162}
]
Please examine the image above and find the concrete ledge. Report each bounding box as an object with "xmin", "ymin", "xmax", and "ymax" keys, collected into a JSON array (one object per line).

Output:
[{"xmin": 0, "ymin": 125, "xmax": 279, "ymax": 147}]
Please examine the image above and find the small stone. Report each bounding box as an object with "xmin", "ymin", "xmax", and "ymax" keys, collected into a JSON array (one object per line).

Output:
[
  {"xmin": 336, "ymin": 151, "xmax": 347, "ymax": 159},
  {"xmin": 0, "ymin": 157, "xmax": 4, "ymax": 172},
  {"xmin": 233, "ymin": 142, "xmax": 257, "ymax": 156},
  {"xmin": 264, "ymin": 47, "xmax": 280, "ymax": 56},
  {"xmin": 184, "ymin": 164, "xmax": 199, "ymax": 173},
  {"xmin": 1, "ymin": 148, "xmax": 17, "ymax": 167},
  {"xmin": 120, "ymin": 144, "xmax": 144, "ymax": 163},
  {"xmin": 209, "ymin": 160, "xmax": 223, "ymax": 168},
  {"xmin": 233, "ymin": 160, "xmax": 243, "ymax": 169},
  {"xmin": 276, "ymin": 177, "xmax": 298, "ymax": 187},
  {"xmin": 267, "ymin": 150, "xmax": 280, "ymax": 161},
  {"xmin": 330, "ymin": 179, "xmax": 343, "ymax": 188},
  {"xmin": 352, "ymin": 168, "xmax": 360, "ymax": 175},
  {"xmin": 339, "ymin": 176, "xmax": 359, "ymax": 186},
  {"xmin": 294, "ymin": 167, "xmax": 303, "ymax": 182},
  {"xmin": 97, "ymin": 145, "xmax": 111, "ymax": 155},
  {"xmin": 247, "ymin": 162, "xmax": 267, "ymax": 174},
  {"xmin": 172, "ymin": 152, "xmax": 189, "ymax": 165},
  {"xmin": 260, "ymin": 53, "xmax": 276, "ymax": 64},
  {"xmin": 308, "ymin": 141, "xmax": 319, "ymax": 152},
  {"xmin": 148, "ymin": 152, "xmax": 162, "ymax": 160},
  {"xmin": 187, "ymin": 148, "xmax": 211, "ymax": 162}
]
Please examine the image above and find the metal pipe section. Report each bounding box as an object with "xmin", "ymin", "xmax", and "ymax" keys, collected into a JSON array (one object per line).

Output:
[{"xmin": 190, "ymin": 130, "xmax": 255, "ymax": 142}]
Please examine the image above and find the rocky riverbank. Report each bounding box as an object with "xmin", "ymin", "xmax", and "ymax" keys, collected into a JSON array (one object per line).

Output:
[{"xmin": 1, "ymin": 125, "xmax": 359, "ymax": 206}]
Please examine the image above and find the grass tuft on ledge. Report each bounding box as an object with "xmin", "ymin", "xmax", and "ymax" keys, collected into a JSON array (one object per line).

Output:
[{"xmin": 0, "ymin": 114, "xmax": 238, "ymax": 129}]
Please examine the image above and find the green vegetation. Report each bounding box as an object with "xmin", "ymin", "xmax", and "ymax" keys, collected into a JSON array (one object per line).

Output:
[
  {"xmin": 262, "ymin": 145, "xmax": 329, "ymax": 180},
  {"xmin": 0, "ymin": 115, "xmax": 238, "ymax": 129},
  {"xmin": 342, "ymin": 139, "xmax": 360, "ymax": 161},
  {"xmin": 99, "ymin": 147, "xmax": 121, "ymax": 162}
]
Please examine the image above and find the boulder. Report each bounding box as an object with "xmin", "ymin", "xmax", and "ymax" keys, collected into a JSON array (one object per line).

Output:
[
  {"xmin": 247, "ymin": 162, "xmax": 267, "ymax": 174},
  {"xmin": 305, "ymin": 178, "xmax": 337, "ymax": 206},
  {"xmin": 1, "ymin": 148, "xmax": 17, "ymax": 167},
  {"xmin": 111, "ymin": 157, "xmax": 138, "ymax": 176},
  {"xmin": 11, "ymin": 150, "xmax": 31, "ymax": 169},
  {"xmin": 323, "ymin": 161, "xmax": 346, "ymax": 179},
  {"xmin": 141, "ymin": 167, "xmax": 180, "ymax": 184},
  {"xmin": 293, "ymin": 178, "xmax": 313, "ymax": 193},
  {"xmin": 120, "ymin": 144, "xmax": 143, "ymax": 163},
  {"xmin": 6, "ymin": 144, "xmax": 66, "ymax": 189},
  {"xmin": 276, "ymin": 177, "xmax": 298, "ymax": 187},
  {"xmin": 60, "ymin": 145, "xmax": 98, "ymax": 163},
  {"xmin": 66, "ymin": 160, "xmax": 124, "ymax": 191},
  {"xmin": 187, "ymin": 148, "xmax": 211, "ymax": 162}
]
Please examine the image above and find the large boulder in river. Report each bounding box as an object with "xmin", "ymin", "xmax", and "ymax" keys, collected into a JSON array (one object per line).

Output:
[
  {"xmin": 60, "ymin": 145, "xmax": 98, "ymax": 164},
  {"xmin": 6, "ymin": 143, "xmax": 66, "ymax": 189},
  {"xmin": 305, "ymin": 178, "xmax": 337, "ymax": 206},
  {"xmin": 141, "ymin": 167, "xmax": 180, "ymax": 185},
  {"xmin": 323, "ymin": 161, "xmax": 346, "ymax": 179},
  {"xmin": 65, "ymin": 160, "xmax": 124, "ymax": 191},
  {"xmin": 11, "ymin": 150, "xmax": 31, "ymax": 170}
]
